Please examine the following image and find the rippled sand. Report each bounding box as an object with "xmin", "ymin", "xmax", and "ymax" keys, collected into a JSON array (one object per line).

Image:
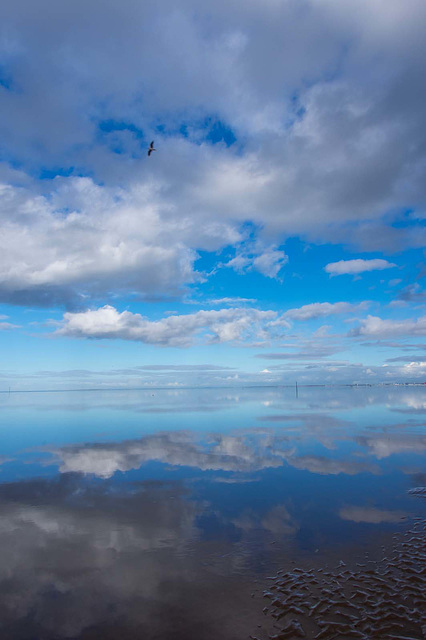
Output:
[{"xmin": 258, "ymin": 518, "xmax": 426, "ymax": 640}]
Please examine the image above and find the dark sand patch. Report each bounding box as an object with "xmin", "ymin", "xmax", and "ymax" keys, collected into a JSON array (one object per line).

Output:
[{"xmin": 256, "ymin": 518, "xmax": 426, "ymax": 640}]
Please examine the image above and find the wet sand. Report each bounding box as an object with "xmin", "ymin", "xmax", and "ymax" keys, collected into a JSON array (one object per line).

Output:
[{"xmin": 257, "ymin": 517, "xmax": 426, "ymax": 640}]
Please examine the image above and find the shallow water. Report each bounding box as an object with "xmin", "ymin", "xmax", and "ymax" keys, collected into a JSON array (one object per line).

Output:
[{"xmin": 0, "ymin": 386, "xmax": 425, "ymax": 639}]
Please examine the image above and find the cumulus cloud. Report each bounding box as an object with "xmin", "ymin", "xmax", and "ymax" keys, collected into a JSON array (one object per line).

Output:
[
  {"xmin": 398, "ymin": 361, "xmax": 426, "ymax": 376},
  {"xmin": 283, "ymin": 301, "xmax": 367, "ymax": 321},
  {"xmin": 252, "ymin": 248, "xmax": 288, "ymax": 278},
  {"xmin": 225, "ymin": 245, "xmax": 288, "ymax": 279},
  {"xmin": 0, "ymin": 0, "xmax": 424, "ymax": 308},
  {"xmin": 56, "ymin": 304, "xmax": 284, "ymax": 346},
  {"xmin": 350, "ymin": 315, "xmax": 426, "ymax": 338},
  {"xmin": 0, "ymin": 178, "xmax": 208, "ymax": 307},
  {"xmin": 324, "ymin": 259, "xmax": 397, "ymax": 276}
]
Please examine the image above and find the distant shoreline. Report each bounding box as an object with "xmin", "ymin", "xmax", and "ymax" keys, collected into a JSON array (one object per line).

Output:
[{"xmin": 1, "ymin": 382, "xmax": 425, "ymax": 394}]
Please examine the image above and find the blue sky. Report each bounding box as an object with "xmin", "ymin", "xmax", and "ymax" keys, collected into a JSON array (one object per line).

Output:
[{"xmin": 0, "ymin": 0, "xmax": 425, "ymax": 390}]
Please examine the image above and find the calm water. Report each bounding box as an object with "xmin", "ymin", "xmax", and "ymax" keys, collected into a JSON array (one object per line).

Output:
[{"xmin": 0, "ymin": 386, "xmax": 425, "ymax": 639}]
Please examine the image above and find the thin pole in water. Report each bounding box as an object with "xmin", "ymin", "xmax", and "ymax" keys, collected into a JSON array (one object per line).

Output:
[{"xmin": 295, "ymin": 381, "xmax": 298, "ymax": 398}]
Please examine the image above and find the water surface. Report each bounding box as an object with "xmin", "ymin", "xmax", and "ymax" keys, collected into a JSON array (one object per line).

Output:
[{"xmin": 0, "ymin": 386, "xmax": 425, "ymax": 639}]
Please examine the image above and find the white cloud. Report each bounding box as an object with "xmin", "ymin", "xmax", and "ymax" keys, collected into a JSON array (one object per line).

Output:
[
  {"xmin": 252, "ymin": 248, "xmax": 288, "ymax": 278},
  {"xmin": 350, "ymin": 315, "xmax": 426, "ymax": 338},
  {"xmin": 400, "ymin": 361, "xmax": 426, "ymax": 376},
  {"xmin": 225, "ymin": 245, "xmax": 288, "ymax": 279},
  {"xmin": 0, "ymin": 178, "xmax": 208, "ymax": 306},
  {"xmin": 283, "ymin": 301, "xmax": 367, "ymax": 321},
  {"xmin": 325, "ymin": 259, "xmax": 397, "ymax": 276},
  {"xmin": 0, "ymin": 0, "xmax": 424, "ymax": 309},
  {"xmin": 57, "ymin": 304, "xmax": 283, "ymax": 346},
  {"xmin": 225, "ymin": 254, "xmax": 250, "ymax": 274}
]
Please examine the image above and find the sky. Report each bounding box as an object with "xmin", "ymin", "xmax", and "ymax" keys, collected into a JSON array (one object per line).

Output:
[{"xmin": 0, "ymin": 0, "xmax": 426, "ymax": 390}]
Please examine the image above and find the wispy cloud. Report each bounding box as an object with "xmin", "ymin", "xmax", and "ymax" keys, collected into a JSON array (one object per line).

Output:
[
  {"xmin": 205, "ymin": 297, "xmax": 257, "ymax": 306},
  {"xmin": 283, "ymin": 301, "xmax": 368, "ymax": 321},
  {"xmin": 396, "ymin": 283, "xmax": 426, "ymax": 303},
  {"xmin": 385, "ymin": 355, "xmax": 426, "ymax": 363},
  {"xmin": 0, "ymin": 321, "xmax": 19, "ymax": 330},
  {"xmin": 255, "ymin": 342, "xmax": 342, "ymax": 360}
]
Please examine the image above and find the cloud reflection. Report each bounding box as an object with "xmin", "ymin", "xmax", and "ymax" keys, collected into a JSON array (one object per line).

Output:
[
  {"xmin": 286, "ymin": 455, "xmax": 380, "ymax": 476},
  {"xmin": 339, "ymin": 506, "xmax": 407, "ymax": 523},
  {"xmin": 232, "ymin": 504, "xmax": 298, "ymax": 537},
  {"xmin": 357, "ymin": 433, "xmax": 426, "ymax": 459},
  {"xmin": 47, "ymin": 432, "xmax": 289, "ymax": 478},
  {"xmin": 0, "ymin": 475, "xmax": 203, "ymax": 638}
]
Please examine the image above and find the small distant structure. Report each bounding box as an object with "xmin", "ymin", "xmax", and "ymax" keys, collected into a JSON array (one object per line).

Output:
[{"xmin": 147, "ymin": 141, "xmax": 156, "ymax": 157}]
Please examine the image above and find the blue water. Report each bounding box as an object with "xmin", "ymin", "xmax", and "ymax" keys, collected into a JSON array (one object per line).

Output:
[{"xmin": 0, "ymin": 386, "xmax": 425, "ymax": 638}]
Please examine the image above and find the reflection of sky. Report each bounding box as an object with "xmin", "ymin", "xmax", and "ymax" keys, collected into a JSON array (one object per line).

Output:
[
  {"xmin": 0, "ymin": 475, "xmax": 264, "ymax": 639},
  {"xmin": 0, "ymin": 386, "xmax": 425, "ymax": 638}
]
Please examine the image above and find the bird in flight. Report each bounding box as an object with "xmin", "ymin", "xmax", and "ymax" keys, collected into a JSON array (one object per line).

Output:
[{"xmin": 147, "ymin": 141, "xmax": 156, "ymax": 156}]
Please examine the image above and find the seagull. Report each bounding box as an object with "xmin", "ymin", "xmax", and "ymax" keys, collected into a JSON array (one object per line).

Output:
[{"xmin": 147, "ymin": 140, "xmax": 156, "ymax": 156}]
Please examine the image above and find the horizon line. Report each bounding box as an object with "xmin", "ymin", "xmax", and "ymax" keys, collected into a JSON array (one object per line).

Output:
[{"xmin": 0, "ymin": 382, "xmax": 425, "ymax": 394}]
